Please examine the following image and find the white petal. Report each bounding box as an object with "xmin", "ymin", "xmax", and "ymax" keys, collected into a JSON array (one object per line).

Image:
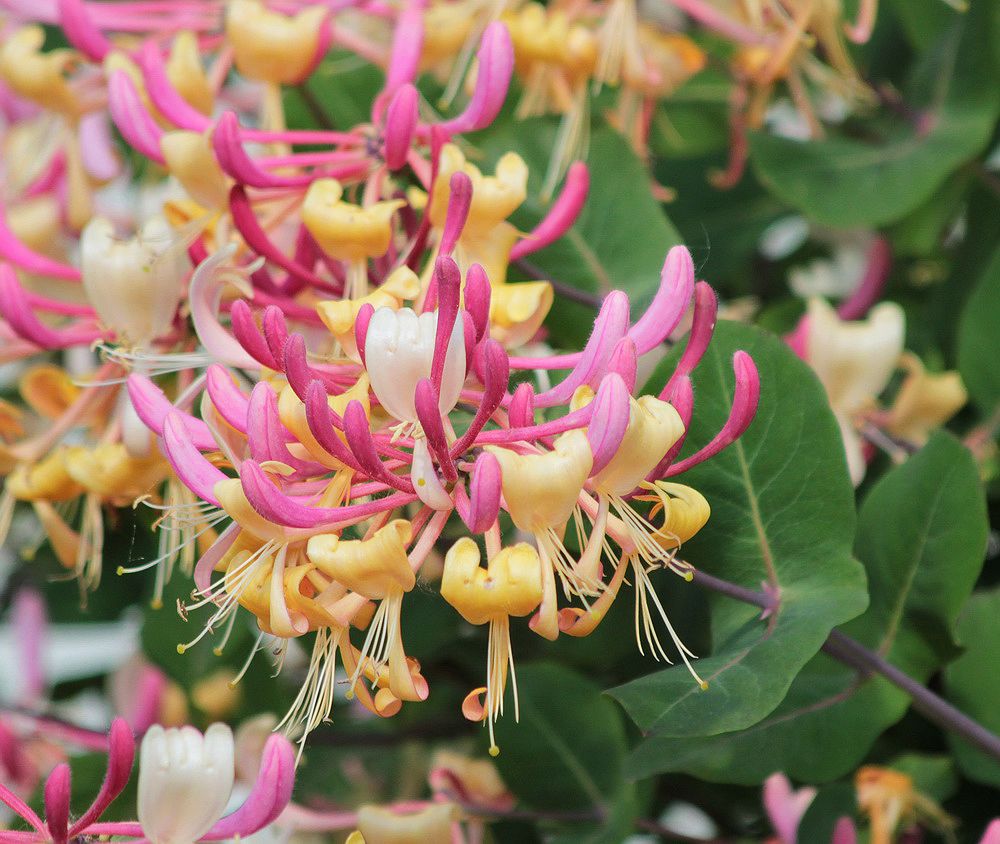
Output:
[
  {"xmin": 806, "ymin": 298, "xmax": 904, "ymax": 416},
  {"xmin": 411, "ymin": 437, "xmax": 453, "ymax": 510},
  {"xmin": 138, "ymin": 723, "xmax": 235, "ymax": 844}
]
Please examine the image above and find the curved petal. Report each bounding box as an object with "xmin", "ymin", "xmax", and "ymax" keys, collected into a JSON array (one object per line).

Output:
[
  {"xmin": 629, "ymin": 245, "xmax": 695, "ymax": 354},
  {"xmin": 161, "ymin": 412, "xmax": 227, "ymax": 506},
  {"xmin": 127, "ymin": 374, "xmax": 217, "ymax": 451},
  {"xmin": 201, "ymin": 734, "xmax": 296, "ymax": 841}
]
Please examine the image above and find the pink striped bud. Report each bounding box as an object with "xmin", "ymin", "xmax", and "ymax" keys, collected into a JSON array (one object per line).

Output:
[
  {"xmin": 439, "ymin": 172, "xmax": 473, "ymax": 257},
  {"xmin": 437, "ymin": 22, "xmax": 513, "ymax": 134},
  {"xmin": 467, "ymin": 451, "xmax": 502, "ymax": 532},
  {"xmin": 107, "ymin": 70, "xmax": 165, "ymax": 165},
  {"xmin": 383, "ymin": 84, "xmax": 418, "ymax": 170},
  {"xmin": 667, "ymin": 351, "xmax": 760, "ymax": 475}
]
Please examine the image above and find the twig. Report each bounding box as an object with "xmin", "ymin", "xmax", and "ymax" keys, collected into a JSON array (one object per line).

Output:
[
  {"xmin": 308, "ymin": 717, "xmax": 475, "ymax": 747},
  {"xmin": 295, "ymin": 83, "xmax": 335, "ymax": 131},
  {"xmin": 689, "ymin": 569, "xmax": 769, "ymax": 609},
  {"xmin": 514, "ymin": 258, "xmax": 604, "ymax": 310},
  {"xmin": 687, "ymin": 570, "xmax": 1000, "ymax": 765},
  {"xmin": 821, "ymin": 630, "xmax": 1000, "ymax": 763}
]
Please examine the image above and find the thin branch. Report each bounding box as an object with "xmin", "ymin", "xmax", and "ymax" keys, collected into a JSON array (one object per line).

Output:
[
  {"xmin": 295, "ymin": 83, "xmax": 335, "ymax": 131},
  {"xmin": 308, "ymin": 717, "xmax": 475, "ymax": 747},
  {"xmin": 514, "ymin": 258, "xmax": 604, "ymax": 310},
  {"xmin": 821, "ymin": 630, "xmax": 1000, "ymax": 763},
  {"xmin": 690, "ymin": 569, "xmax": 769, "ymax": 609},
  {"xmin": 688, "ymin": 570, "xmax": 1000, "ymax": 766}
]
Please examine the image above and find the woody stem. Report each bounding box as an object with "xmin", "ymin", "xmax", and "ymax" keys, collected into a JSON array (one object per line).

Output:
[{"xmin": 689, "ymin": 570, "xmax": 1000, "ymax": 765}]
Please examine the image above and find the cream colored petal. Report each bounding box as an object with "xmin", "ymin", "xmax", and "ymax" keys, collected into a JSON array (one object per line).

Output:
[{"xmin": 806, "ymin": 297, "xmax": 904, "ymax": 416}]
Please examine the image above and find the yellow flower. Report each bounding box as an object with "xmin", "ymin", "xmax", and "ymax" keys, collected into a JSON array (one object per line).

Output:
[
  {"xmin": 348, "ymin": 803, "xmax": 458, "ymax": 844},
  {"xmin": 0, "ymin": 27, "xmax": 80, "ymax": 115},
  {"xmin": 487, "ymin": 430, "xmax": 593, "ymax": 640},
  {"xmin": 161, "ymin": 131, "xmax": 231, "ymax": 210},
  {"xmin": 63, "ymin": 443, "xmax": 168, "ymax": 504},
  {"xmin": 166, "ymin": 31, "xmax": 214, "ymax": 116},
  {"xmin": 503, "ymin": 4, "xmax": 597, "ymax": 81},
  {"xmin": 855, "ymin": 766, "xmax": 955, "ymax": 844},
  {"xmin": 487, "ymin": 430, "xmax": 591, "ymax": 535},
  {"xmin": 442, "ymin": 538, "xmax": 542, "ymax": 755},
  {"xmin": 883, "ymin": 353, "xmax": 966, "ymax": 445},
  {"xmin": 307, "ymin": 520, "xmax": 415, "ymax": 600},
  {"xmin": 307, "ymin": 521, "xmax": 424, "ymax": 702},
  {"xmin": 226, "ymin": 0, "xmax": 327, "ymax": 85},
  {"xmin": 303, "ymin": 179, "xmax": 404, "ymax": 296},
  {"xmin": 315, "ymin": 268, "xmax": 420, "ymax": 359},
  {"xmin": 431, "ymin": 145, "xmax": 528, "ymax": 247},
  {"xmin": 805, "ymin": 297, "xmax": 904, "ymax": 485}
]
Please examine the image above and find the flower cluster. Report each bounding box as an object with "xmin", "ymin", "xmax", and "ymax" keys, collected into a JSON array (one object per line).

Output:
[{"xmin": 0, "ymin": 0, "xmax": 759, "ymax": 757}]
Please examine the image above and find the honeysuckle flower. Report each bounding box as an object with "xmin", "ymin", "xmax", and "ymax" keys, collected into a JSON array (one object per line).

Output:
[
  {"xmin": 878, "ymin": 353, "xmax": 968, "ymax": 446},
  {"xmin": 80, "ymin": 216, "xmax": 192, "ymax": 349},
  {"xmin": 441, "ymin": 538, "xmax": 543, "ymax": 753},
  {"xmin": 364, "ymin": 304, "xmax": 466, "ymax": 429},
  {"xmin": 428, "ymin": 750, "xmax": 515, "ymax": 813},
  {"xmin": 794, "ymin": 297, "xmax": 965, "ymax": 484},
  {"xmin": 303, "ymin": 180, "xmax": 406, "ymax": 298},
  {"xmin": 141, "ymin": 237, "xmax": 757, "ymax": 752},
  {"xmin": 855, "ymin": 766, "xmax": 956, "ymax": 844},
  {"xmin": 134, "ymin": 722, "xmax": 295, "ymax": 844},
  {"xmin": 225, "ymin": 0, "xmax": 329, "ymax": 89},
  {"xmin": 138, "ymin": 724, "xmax": 236, "ymax": 844},
  {"xmin": 763, "ymin": 772, "xmax": 816, "ymax": 844},
  {"xmin": 348, "ymin": 802, "xmax": 460, "ymax": 844},
  {"xmin": 798, "ymin": 297, "xmax": 904, "ymax": 483}
]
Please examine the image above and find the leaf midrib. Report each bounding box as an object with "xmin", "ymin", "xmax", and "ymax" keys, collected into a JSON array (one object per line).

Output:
[
  {"xmin": 523, "ymin": 701, "xmax": 609, "ymax": 813},
  {"xmin": 874, "ymin": 463, "xmax": 956, "ymax": 655}
]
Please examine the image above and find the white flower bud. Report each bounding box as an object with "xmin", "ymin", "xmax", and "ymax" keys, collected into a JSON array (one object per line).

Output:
[
  {"xmin": 364, "ymin": 307, "xmax": 465, "ymax": 424},
  {"xmin": 138, "ymin": 723, "xmax": 235, "ymax": 844},
  {"xmin": 81, "ymin": 216, "xmax": 190, "ymax": 348}
]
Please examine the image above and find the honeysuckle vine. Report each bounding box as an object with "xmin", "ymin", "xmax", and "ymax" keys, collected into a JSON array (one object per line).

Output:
[{"xmin": 0, "ymin": 1, "xmax": 997, "ymax": 841}]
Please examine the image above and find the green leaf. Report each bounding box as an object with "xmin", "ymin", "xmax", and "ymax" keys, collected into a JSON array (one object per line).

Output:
[
  {"xmin": 626, "ymin": 432, "xmax": 987, "ymax": 784},
  {"xmin": 286, "ymin": 54, "xmax": 385, "ymax": 131},
  {"xmin": 479, "ymin": 118, "xmax": 681, "ymax": 348},
  {"xmin": 889, "ymin": 754, "xmax": 958, "ymax": 803},
  {"xmin": 888, "ymin": 171, "xmax": 971, "ymax": 257},
  {"xmin": 797, "ymin": 782, "xmax": 856, "ymax": 843},
  {"xmin": 612, "ymin": 321, "xmax": 867, "ymax": 754},
  {"xmin": 748, "ymin": 0, "xmax": 1000, "ymax": 228},
  {"xmin": 489, "ymin": 662, "xmax": 633, "ymax": 837},
  {"xmin": 887, "ymin": 0, "xmax": 960, "ymax": 50},
  {"xmin": 957, "ymin": 245, "xmax": 1000, "ymax": 413},
  {"xmin": 944, "ymin": 587, "xmax": 1000, "ymax": 787}
]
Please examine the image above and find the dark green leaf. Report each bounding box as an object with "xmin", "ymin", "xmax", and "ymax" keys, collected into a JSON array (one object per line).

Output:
[
  {"xmin": 944, "ymin": 587, "xmax": 1000, "ymax": 787},
  {"xmin": 957, "ymin": 245, "xmax": 1000, "ymax": 413},
  {"xmin": 625, "ymin": 432, "xmax": 986, "ymax": 784},
  {"xmin": 748, "ymin": 1, "xmax": 1000, "ymax": 227},
  {"xmin": 613, "ymin": 321, "xmax": 867, "ymax": 753},
  {"xmin": 489, "ymin": 661, "xmax": 631, "ymax": 835}
]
